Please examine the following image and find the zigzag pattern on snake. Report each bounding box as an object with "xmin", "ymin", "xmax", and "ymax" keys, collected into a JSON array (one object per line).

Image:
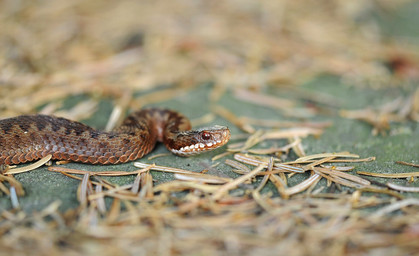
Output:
[{"xmin": 0, "ymin": 108, "xmax": 230, "ymax": 165}]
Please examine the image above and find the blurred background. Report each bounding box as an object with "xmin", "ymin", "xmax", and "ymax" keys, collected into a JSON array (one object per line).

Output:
[
  {"xmin": 1, "ymin": 1, "xmax": 419, "ymax": 255},
  {"xmin": 1, "ymin": 0, "xmax": 418, "ymax": 118}
]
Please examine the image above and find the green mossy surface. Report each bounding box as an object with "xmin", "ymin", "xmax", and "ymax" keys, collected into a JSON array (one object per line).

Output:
[
  {"xmin": 1, "ymin": 1, "xmax": 419, "ymax": 213},
  {"xmin": 1, "ymin": 76, "xmax": 418, "ymax": 212}
]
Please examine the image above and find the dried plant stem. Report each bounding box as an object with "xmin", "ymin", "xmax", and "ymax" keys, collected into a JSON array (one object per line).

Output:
[
  {"xmin": 134, "ymin": 162, "xmax": 232, "ymax": 183},
  {"xmin": 48, "ymin": 165, "xmax": 154, "ymax": 176},
  {"xmin": 5, "ymin": 155, "xmax": 52, "ymax": 174},
  {"xmin": 212, "ymin": 164, "xmax": 265, "ymax": 200},
  {"xmin": 387, "ymin": 183, "xmax": 419, "ymax": 192},
  {"xmin": 396, "ymin": 161, "xmax": 419, "ymax": 168},
  {"xmin": 357, "ymin": 171, "xmax": 419, "ymax": 178},
  {"xmin": 371, "ymin": 199, "xmax": 419, "ymax": 218},
  {"xmin": 284, "ymin": 173, "xmax": 322, "ymax": 196}
]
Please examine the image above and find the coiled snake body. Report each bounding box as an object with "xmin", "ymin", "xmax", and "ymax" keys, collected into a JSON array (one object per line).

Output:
[{"xmin": 0, "ymin": 108, "xmax": 230, "ymax": 165}]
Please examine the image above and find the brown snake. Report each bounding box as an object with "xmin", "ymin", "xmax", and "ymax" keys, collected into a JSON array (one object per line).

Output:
[{"xmin": 0, "ymin": 108, "xmax": 230, "ymax": 165}]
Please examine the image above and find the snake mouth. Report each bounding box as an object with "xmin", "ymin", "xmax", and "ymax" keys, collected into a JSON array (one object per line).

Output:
[{"xmin": 170, "ymin": 127, "xmax": 230, "ymax": 156}]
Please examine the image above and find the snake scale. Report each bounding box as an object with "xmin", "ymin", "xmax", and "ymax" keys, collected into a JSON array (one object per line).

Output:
[{"xmin": 0, "ymin": 108, "xmax": 230, "ymax": 165}]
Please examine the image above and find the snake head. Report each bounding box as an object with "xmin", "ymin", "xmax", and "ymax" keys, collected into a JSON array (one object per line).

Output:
[{"xmin": 169, "ymin": 125, "xmax": 231, "ymax": 156}]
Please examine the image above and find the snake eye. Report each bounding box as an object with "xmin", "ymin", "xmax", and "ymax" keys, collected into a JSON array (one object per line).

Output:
[{"xmin": 201, "ymin": 132, "xmax": 211, "ymax": 140}]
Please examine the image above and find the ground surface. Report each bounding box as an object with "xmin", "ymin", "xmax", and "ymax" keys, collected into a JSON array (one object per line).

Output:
[{"xmin": 1, "ymin": 1, "xmax": 419, "ymax": 255}]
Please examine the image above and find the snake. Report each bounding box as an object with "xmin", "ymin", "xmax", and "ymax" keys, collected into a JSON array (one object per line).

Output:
[{"xmin": 0, "ymin": 108, "xmax": 231, "ymax": 165}]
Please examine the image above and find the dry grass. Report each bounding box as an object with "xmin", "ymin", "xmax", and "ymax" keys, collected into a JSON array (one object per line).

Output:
[{"xmin": 1, "ymin": 0, "xmax": 419, "ymax": 255}]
